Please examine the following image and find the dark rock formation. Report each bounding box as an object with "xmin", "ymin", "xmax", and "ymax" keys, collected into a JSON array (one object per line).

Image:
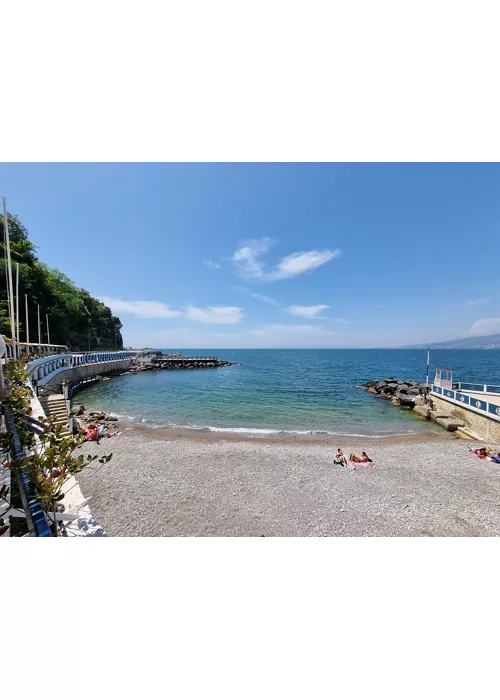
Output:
[{"xmin": 362, "ymin": 377, "xmax": 428, "ymax": 409}]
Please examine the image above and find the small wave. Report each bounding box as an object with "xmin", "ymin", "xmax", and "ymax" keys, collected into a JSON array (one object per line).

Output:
[{"xmin": 204, "ymin": 426, "xmax": 417, "ymax": 438}]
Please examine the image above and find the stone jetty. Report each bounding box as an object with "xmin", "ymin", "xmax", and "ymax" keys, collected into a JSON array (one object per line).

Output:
[
  {"xmin": 362, "ymin": 378, "xmax": 471, "ymax": 434},
  {"xmin": 362, "ymin": 377, "xmax": 428, "ymax": 409}
]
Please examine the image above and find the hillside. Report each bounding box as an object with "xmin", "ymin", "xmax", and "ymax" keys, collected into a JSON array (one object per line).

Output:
[
  {"xmin": 0, "ymin": 213, "xmax": 123, "ymax": 350},
  {"xmin": 404, "ymin": 333, "xmax": 500, "ymax": 349}
]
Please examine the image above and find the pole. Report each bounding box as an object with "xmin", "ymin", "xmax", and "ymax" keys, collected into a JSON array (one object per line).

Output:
[
  {"xmin": 16, "ymin": 262, "xmax": 20, "ymax": 346},
  {"xmin": 46, "ymin": 314, "xmax": 50, "ymax": 346},
  {"xmin": 426, "ymin": 347, "xmax": 430, "ymax": 387},
  {"xmin": 25, "ymin": 294, "xmax": 30, "ymax": 353},
  {"xmin": 37, "ymin": 304, "xmax": 41, "ymax": 345},
  {"xmin": 2, "ymin": 197, "xmax": 16, "ymax": 359}
]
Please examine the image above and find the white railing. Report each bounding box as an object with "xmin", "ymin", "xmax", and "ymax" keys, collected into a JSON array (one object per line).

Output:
[
  {"xmin": 28, "ymin": 351, "xmax": 137, "ymax": 387},
  {"xmin": 431, "ymin": 385, "xmax": 500, "ymax": 422}
]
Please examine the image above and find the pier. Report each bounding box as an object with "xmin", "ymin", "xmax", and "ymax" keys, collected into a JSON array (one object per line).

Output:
[{"xmin": 137, "ymin": 352, "xmax": 234, "ymax": 370}]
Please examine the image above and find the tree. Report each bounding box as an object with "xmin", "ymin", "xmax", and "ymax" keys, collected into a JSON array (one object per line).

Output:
[{"xmin": 0, "ymin": 213, "xmax": 123, "ymax": 349}]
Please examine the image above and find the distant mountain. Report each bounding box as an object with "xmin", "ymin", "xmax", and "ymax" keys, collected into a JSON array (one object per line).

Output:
[{"xmin": 404, "ymin": 333, "xmax": 500, "ymax": 349}]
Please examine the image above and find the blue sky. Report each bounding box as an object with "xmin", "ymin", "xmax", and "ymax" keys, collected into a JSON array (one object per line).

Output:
[{"xmin": 1, "ymin": 162, "xmax": 499, "ymax": 348}]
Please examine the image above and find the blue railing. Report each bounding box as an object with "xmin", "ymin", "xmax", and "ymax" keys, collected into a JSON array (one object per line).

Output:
[
  {"xmin": 432, "ymin": 384, "xmax": 500, "ymax": 421},
  {"xmin": 3, "ymin": 405, "xmax": 52, "ymax": 537}
]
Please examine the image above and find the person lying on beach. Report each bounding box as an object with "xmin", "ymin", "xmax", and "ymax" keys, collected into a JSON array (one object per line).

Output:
[
  {"xmin": 349, "ymin": 451, "xmax": 373, "ymax": 463},
  {"xmin": 105, "ymin": 430, "xmax": 119, "ymax": 438},
  {"xmin": 334, "ymin": 448, "xmax": 349, "ymax": 467}
]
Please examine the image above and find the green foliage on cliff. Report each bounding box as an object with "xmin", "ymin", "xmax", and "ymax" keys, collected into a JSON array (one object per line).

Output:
[{"xmin": 0, "ymin": 213, "xmax": 123, "ymax": 350}]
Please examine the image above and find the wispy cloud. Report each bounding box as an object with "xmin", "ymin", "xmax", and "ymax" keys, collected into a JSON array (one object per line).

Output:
[
  {"xmin": 287, "ymin": 304, "xmax": 329, "ymax": 319},
  {"xmin": 246, "ymin": 291, "xmax": 281, "ymax": 306},
  {"xmin": 100, "ymin": 297, "xmax": 243, "ymax": 325},
  {"xmin": 331, "ymin": 318, "xmax": 350, "ymax": 324},
  {"xmin": 185, "ymin": 305, "xmax": 243, "ymax": 324},
  {"xmin": 203, "ymin": 260, "xmax": 221, "ymax": 269},
  {"xmin": 269, "ymin": 250, "xmax": 341, "ymax": 280},
  {"xmin": 232, "ymin": 237, "xmax": 341, "ymax": 281},
  {"xmin": 464, "ymin": 297, "xmax": 490, "ymax": 307},
  {"xmin": 99, "ymin": 297, "xmax": 182, "ymax": 319},
  {"xmin": 470, "ymin": 318, "xmax": 500, "ymax": 336},
  {"xmin": 232, "ymin": 237, "xmax": 273, "ymax": 279}
]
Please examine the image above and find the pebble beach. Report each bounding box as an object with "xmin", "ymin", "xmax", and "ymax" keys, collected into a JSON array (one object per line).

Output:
[{"xmin": 76, "ymin": 429, "xmax": 500, "ymax": 537}]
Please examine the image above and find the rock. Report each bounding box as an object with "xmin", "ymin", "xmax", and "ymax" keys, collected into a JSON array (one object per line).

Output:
[
  {"xmin": 414, "ymin": 405, "xmax": 431, "ymax": 419},
  {"xmin": 108, "ymin": 416, "xmax": 118, "ymax": 422},
  {"xmin": 399, "ymin": 396, "xmax": 416, "ymax": 408},
  {"xmin": 70, "ymin": 404, "xmax": 85, "ymax": 416},
  {"xmin": 430, "ymin": 410, "xmax": 450, "ymax": 421},
  {"xmin": 374, "ymin": 381, "xmax": 387, "ymax": 392},
  {"xmin": 435, "ymin": 416, "xmax": 465, "ymax": 432},
  {"xmin": 413, "ymin": 396, "xmax": 425, "ymax": 406}
]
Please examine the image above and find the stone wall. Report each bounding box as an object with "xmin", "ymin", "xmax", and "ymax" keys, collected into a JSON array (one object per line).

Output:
[{"xmin": 431, "ymin": 394, "xmax": 500, "ymax": 442}]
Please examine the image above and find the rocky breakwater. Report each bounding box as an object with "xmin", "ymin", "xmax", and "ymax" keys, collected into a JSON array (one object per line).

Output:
[
  {"xmin": 362, "ymin": 377, "xmax": 427, "ymax": 409},
  {"xmin": 362, "ymin": 378, "xmax": 469, "ymax": 434}
]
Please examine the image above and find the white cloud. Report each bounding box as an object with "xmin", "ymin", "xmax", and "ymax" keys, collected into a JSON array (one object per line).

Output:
[
  {"xmin": 232, "ymin": 237, "xmax": 341, "ymax": 281},
  {"xmin": 232, "ymin": 237, "xmax": 272, "ymax": 279},
  {"xmin": 185, "ymin": 305, "xmax": 243, "ymax": 324},
  {"xmin": 246, "ymin": 291, "xmax": 281, "ymax": 306},
  {"xmin": 469, "ymin": 318, "xmax": 500, "ymax": 336},
  {"xmin": 331, "ymin": 318, "xmax": 350, "ymax": 324},
  {"xmin": 269, "ymin": 249, "xmax": 341, "ymax": 280},
  {"xmin": 99, "ymin": 297, "xmax": 182, "ymax": 319},
  {"xmin": 287, "ymin": 304, "xmax": 330, "ymax": 319},
  {"xmin": 203, "ymin": 260, "xmax": 221, "ymax": 269},
  {"xmin": 464, "ymin": 298, "xmax": 490, "ymax": 307}
]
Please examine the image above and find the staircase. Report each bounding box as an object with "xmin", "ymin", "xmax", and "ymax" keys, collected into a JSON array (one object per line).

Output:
[{"xmin": 39, "ymin": 393, "xmax": 71, "ymax": 438}]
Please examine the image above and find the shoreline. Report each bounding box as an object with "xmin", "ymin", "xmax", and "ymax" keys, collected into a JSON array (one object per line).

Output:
[{"xmin": 127, "ymin": 422, "xmax": 457, "ymax": 447}]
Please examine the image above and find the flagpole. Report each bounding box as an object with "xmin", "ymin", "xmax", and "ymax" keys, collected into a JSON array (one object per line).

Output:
[
  {"xmin": 426, "ymin": 347, "xmax": 430, "ymax": 387},
  {"xmin": 2, "ymin": 197, "xmax": 17, "ymax": 358},
  {"xmin": 16, "ymin": 262, "xmax": 20, "ymax": 347},
  {"xmin": 38, "ymin": 304, "xmax": 41, "ymax": 345},
  {"xmin": 25, "ymin": 294, "xmax": 30, "ymax": 353},
  {"xmin": 46, "ymin": 314, "xmax": 50, "ymax": 346}
]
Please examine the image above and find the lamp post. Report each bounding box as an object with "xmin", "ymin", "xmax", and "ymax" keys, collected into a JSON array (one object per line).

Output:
[
  {"xmin": 2, "ymin": 197, "xmax": 16, "ymax": 359},
  {"xmin": 25, "ymin": 294, "xmax": 29, "ymax": 353},
  {"xmin": 0, "ymin": 335, "xmax": 6, "ymax": 396}
]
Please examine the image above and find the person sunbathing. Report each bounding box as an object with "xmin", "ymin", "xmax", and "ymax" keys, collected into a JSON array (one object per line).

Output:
[
  {"xmin": 334, "ymin": 448, "xmax": 349, "ymax": 467},
  {"xmin": 349, "ymin": 451, "xmax": 373, "ymax": 463}
]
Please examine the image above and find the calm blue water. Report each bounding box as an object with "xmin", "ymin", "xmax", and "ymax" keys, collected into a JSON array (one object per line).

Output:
[{"xmin": 77, "ymin": 349, "xmax": 500, "ymax": 438}]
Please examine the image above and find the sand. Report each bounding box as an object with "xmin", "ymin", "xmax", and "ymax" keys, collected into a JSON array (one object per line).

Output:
[{"xmin": 75, "ymin": 429, "xmax": 500, "ymax": 537}]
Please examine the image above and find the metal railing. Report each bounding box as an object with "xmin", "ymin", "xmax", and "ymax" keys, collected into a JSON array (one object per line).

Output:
[
  {"xmin": 452, "ymin": 382, "xmax": 500, "ymax": 394},
  {"xmin": 28, "ymin": 351, "xmax": 137, "ymax": 386},
  {"xmin": 3, "ymin": 404, "xmax": 52, "ymax": 537},
  {"xmin": 432, "ymin": 384, "xmax": 500, "ymax": 422}
]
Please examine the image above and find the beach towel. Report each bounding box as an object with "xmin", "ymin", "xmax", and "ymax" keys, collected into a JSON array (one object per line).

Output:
[
  {"xmin": 469, "ymin": 449, "xmax": 500, "ymax": 464},
  {"xmin": 349, "ymin": 460, "xmax": 373, "ymax": 467}
]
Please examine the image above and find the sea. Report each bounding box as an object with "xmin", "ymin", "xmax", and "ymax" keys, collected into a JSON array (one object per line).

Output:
[{"xmin": 76, "ymin": 349, "xmax": 500, "ymax": 439}]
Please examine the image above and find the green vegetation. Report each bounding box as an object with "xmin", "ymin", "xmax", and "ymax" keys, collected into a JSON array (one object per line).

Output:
[{"xmin": 0, "ymin": 213, "xmax": 123, "ymax": 350}]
